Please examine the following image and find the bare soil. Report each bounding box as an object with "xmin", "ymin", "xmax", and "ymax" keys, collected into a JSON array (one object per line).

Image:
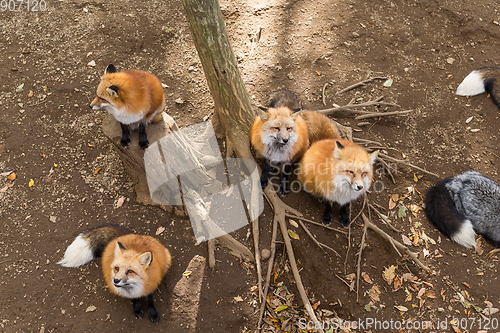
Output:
[{"xmin": 1, "ymin": 0, "xmax": 500, "ymax": 332}]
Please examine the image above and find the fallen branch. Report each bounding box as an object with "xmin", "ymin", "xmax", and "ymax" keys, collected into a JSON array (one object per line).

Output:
[
  {"xmin": 285, "ymin": 213, "xmax": 347, "ymax": 235},
  {"xmin": 336, "ymin": 77, "xmax": 388, "ymax": 95},
  {"xmin": 318, "ymin": 100, "xmax": 400, "ymax": 115},
  {"xmin": 356, "ymin": 222, "xmax": 368, "ymax": 302},
  {"xmin": 298, "ymin": 219, "xmax": 340, "ymax": 256},
  {"xmin": 361, "ymin": 213, "xmax": 431, "ymax": 272},
  {"xmin": 322, "ymin": 83, "xmax": 328, "ymax": 106},
  {"xmin": 355, "ymin": 109, "xmax": 413, "ymax": 120},
  {"xmin": 378, "ymin": 152, "xmax": 439, "ymax": 178},
  {"xmin": 368, "ymin": 203, "xmax": 401, "ymax": 233}
]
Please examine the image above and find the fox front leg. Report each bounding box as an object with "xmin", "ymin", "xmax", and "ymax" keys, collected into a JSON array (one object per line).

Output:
[
  {"xmin": 146, "ymin": 294, "xmax": 160, "ymax": 324},
  {"xmin": 260, "ymin": 159, "xmax": 271, "ymax": 190},
  {"xmin": 280, "ymin": 163, "xmax": 292, "ymax": 196},
  {"xmin": 120, "ymin": 123, "xmax": 131, "ymax": 148},
  {"xmin": 138, "ymin": 122, "xmax": 149, "ymax": 150},
  {"xmin": 322, "ymin": 202, "xmax": 333, "ymax": 225},
  {"xmin": 339, "ymin": 203, "xmax": 350, "ymax": 227},
  {"xmin": 132, "ymin": 298, "xmax": 145, "ymax": 319}
]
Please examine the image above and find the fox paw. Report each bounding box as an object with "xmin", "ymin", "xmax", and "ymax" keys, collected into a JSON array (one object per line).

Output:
[
  {"xmin": 279, "ymin": 185, "xmax": 289, "ymax": 197},
  {"xmin": 321, "ymin": 216, "xmax": 332, "ymax": 226},
  {"xmin": 148, "ymin": 308, "xmax": 160, "ymax": 324},
  {"xmin": 139, "ymin": 140, "xmax": 149, "ymax": 150},
  {"xmin": 340, "ymin": 216, "xmax": 351, "ymax": 228},
  {"xmin": 120, "ymin": 138, "xmax": 131, "ymax": 148},
  {"xmin": 260, "ymin": 178, "xmax": 269, "ymax": 190},
  {"xmin": 133, "ymin": 303, "xmax": 145, "ymax": 319}
]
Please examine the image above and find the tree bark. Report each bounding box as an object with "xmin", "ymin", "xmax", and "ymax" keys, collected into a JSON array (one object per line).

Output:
[{"xmin": 182, "ymin": 0, "xmax": 255, "ymax": 158}]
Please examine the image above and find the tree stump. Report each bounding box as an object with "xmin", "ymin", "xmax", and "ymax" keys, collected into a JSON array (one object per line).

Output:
[{"xmin": 102, "ymin": 113, "xmax": 187, "ymax": 217}]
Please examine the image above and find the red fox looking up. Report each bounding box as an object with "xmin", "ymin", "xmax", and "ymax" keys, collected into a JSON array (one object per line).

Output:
[
  {"xmin": 251, "ymin": 89, "xmax": 309, "ymax": 195},
  {"xmin": 251, "ymin": 89, "xmax": 340, "ymax": 195},
  {"xmin": 298, "ymin": 138, "xmax": 378, "ymax": 226},
  {"xmin": 90, "ymin": 64, "xmax": 166, "ymax": 150},
  {"xmin": 58, "ymin": 224, "xmax": 172, "ymax": 323}
]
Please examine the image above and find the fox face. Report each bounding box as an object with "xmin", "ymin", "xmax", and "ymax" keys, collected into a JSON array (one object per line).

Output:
[
  {"xmin": 329, "ymin": 141, "xmax": 378, "ymax": 204},
  {"xmin": 109, "ymin": 241, "xmax": 152, "ymax": 299},
  {"xmin": 259, "ymin": 107, "xmax": 302, "ymax": 162},
  {"xmin": 90, "ymin": 65, "xmax": 145, "ymax": 126}
]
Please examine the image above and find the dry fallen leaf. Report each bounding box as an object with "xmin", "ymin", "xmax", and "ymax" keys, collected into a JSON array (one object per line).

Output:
[
  {"xmin": 233, "ymin": 296, "xmax": 244, "ymax": 302},
  {"xmin": 287, "ymin": 229, "xmax": 299, "ymax": 240},
  {"xmin": 367, "ymin": 285, "xmax": 381, "ymax": 303},
  {"xmin": 401, "ymin": 234, "xmax": 412, "ymax": 246},
  {"xmin": 28, "ymin": 179, "xmax": 34, "ymax": 187},
  {"xmin": 0, "ymin": 184, "xmax": 14, "ymax": 192},
  {"xmin": 116, "ymin": 196, "xmax": 125, "ymax": 208},
  {"xmin": 362, "ymin": 272, "xmax": 373, "ymax": 284},
  {"xmin": 288, "ymin": 219, "xmax": 298, "ymax": 228},
  {"xmin": 393, "ymin": 276, "xmax": 402, "ymax": 291},
  {"xmin": 382, "ymin": 265, "xmax": 396, "ymax": 285},
  {"xmin": 275, "ymin": 304, "xmax": 289, "ymax": 312},
  {"xmin": 7, "ymin": 172, "xmax": 16, "ymax": 181},
  {"xmin": 394, "ymin": 305, "xmax": 408, "ymax": 312},
  {"xmin": 85, "ymin": 305, "xmax": 97, "ymax": 312},
  {"xmin": 182, "ymin": 271, "xmax": 192, "ymax": 277},
  {"xmin": 312, "ymin": 301, "xmax": 320, "ymax": 310},
  {"xmin": 156, "ymin": 226, "xmax": 166, "ymax": 235},
  {"xmin": 94, "ymin": 167, "xmax": 101, "ymax": 174}
]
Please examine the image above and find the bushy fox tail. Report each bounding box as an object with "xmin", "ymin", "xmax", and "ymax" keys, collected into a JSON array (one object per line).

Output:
[
  {"xmin": 58, "ymin": 224, "xmax": 131, "ymax": 267},
  {"xmin": 425, "ymin": 179, "xmax": 477, "ymax": 249},
  {"xmin": 456, "ymin": 66, "xmax": 500, "ymax": 108}
]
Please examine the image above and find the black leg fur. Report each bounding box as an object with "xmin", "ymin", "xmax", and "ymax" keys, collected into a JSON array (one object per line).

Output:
[
  {"xmin": 120, "ymin": 123, "xmax": 131, "ymax": 148},
  {"xmin": 132, "ymin": 299, "xmax": 144, "ymax": 318},
  {"xmin": 147, "ymin": 294, "xmax": 160, "ymax": 324},
  {"xmin": 260, "ymin": 159, "xmax": 270, "ymax": 190},
  {"xmin": 339, "ymin": 203, "xmax": 350, "ymax": 227},
  {"xmin": 138, "ymin": 123, "xmax": 149, "ymax": 150},
  {"xmin": 322, "ymin": 202, "xmax": 333, "ymax": 225},
  {"xmin": 280, "ymin": 163, "xmax": 292, "ymax": 196}
]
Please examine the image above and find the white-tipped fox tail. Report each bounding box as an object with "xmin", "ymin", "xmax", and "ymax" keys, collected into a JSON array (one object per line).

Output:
[
  {"xmin": 450, "ymin": 219, "xmax": 477, "ymax": 250},
  {"xmin": 57, "ymin": 234, "xmax": 95, "ymax": 267},
  {"xmin": 456, "ymin": 70, "xmax": 486, "ymax": 96}
]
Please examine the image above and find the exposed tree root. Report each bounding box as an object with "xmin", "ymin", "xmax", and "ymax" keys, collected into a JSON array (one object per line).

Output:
[{"xmin": 336, "ymin": 76, "xmax": 389, "ymax": 95}]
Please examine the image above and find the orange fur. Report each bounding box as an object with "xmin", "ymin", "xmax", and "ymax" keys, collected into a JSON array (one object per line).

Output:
[
  {"xmin": 298, "ymin": 138, "xmax": 378, "ymax": 204},
  {"xmin": 301, "ymin": 110, "xmax": 340, "ymax": 143},
  {"xmin": 90, "ymin": 69, "xmax": 165, "ymax": 125},
  {"xmin": 101, "ymin": 234, "xmax": 172, "ymax": 297},
  {"xmin": 250, "ymin": 107, "xmax": 309, "ymax": 163}
]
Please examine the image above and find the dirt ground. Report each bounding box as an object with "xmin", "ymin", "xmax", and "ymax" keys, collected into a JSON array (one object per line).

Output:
[{"xmin": 1, "ymin": 0, "xmax": 500, "ymax": 332}]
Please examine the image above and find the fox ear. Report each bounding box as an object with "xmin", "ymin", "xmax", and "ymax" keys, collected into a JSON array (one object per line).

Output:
[
  {"xmin": 292, "ymin": 109, "xmax": 303, "ymax": 120},
  {"xmin": 105, "ymin": 64, "xmax": 117, "ymax": 74},
  {"xmin": 115, "ymin": 241, "xmax": 126, "ymax": 256},
  {"xmin": 107, "ymin": 85, "xmax": 119, "ymax": 97},
  {"xmin": 257, "ymin": 106, "xmax": 268, "ymax": 121},
  {"xmin": 138, "ymin": 251, "xmax": 153, "ymax": 266},
  {"xmin": 333, "ymin": 141, "xmax": 344, "ymax": 159},
  {"xmin": 369, "ymin": 150, "xmax": 379, "ymax": 164}
]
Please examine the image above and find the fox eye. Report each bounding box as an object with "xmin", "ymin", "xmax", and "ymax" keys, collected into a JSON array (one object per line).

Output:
[
  {"xmin": 361, "ymin": 171, "xmax": 367, "ymax": 177},
  {"xmin": 126, "ymin": 270, "xmax": 135, "ymax": 275},
  {"xmin": 272, "ymin": 127, "xmax": 280, "ymax": 131},
  {"xmin": 287, "ymin": 127, "xmax": 293, "ymax": 132},
  {"xmin": 114, "ymin": 266, "xmax": 119, "ymax": 273},
  {"xmin": 346, "ymin": 170, "xmax": 355, "ymax": 175}
]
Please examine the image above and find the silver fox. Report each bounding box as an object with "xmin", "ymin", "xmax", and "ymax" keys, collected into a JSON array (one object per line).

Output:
[{"xmin": 425, "ymin": 171, "xmax": 500, "ymax": 249}]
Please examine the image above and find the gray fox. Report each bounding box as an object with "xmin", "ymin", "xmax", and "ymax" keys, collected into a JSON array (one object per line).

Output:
[
  {"xmin": 456, "ymin": 66, "xmax": 500, "ymax": 109},
  {"xmin": 425, "ymin": 171, "xmax": 500, "ymax": 249}
]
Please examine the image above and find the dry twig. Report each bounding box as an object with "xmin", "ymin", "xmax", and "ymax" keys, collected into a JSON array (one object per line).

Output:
[{"xmin": 336, "ymin": 77, "xmax": 388, "ymax": 95}]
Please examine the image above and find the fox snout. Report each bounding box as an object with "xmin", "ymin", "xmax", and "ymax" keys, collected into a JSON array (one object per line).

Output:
[{"xmin": 350, "ymin": 182, "xmax": 364, "ymax": 191}]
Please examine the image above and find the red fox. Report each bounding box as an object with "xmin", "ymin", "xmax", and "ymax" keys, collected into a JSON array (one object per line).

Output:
[
  {"xmin": 251, "ymin": 89, "xmax": 309, "ymax": 195},
  {"xmin": 58, "ymin": 224, "xmax": 172, "ymax": 323},
  {"xmin": 298, "ymin": 138, "xmax": 378, "ymax": 226},
  {"xmin": 456, "ymin": 66, "xmax": 500, "ymax": 109},
  {"xmin": 90, "ymin": 64, "xmax": 166, "ymax": 150},
  {"xmin": 251, "ymin": 89, "xmax": 340, "ymax": 195}
]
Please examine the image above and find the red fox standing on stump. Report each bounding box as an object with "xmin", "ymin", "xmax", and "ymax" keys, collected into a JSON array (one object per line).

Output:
[
  {"xmin": 58, "ymin": 224, "xmax": 172, "ymax": 323},
  {"xmin": 456, "ymin": 66, "xmax": 500, "ymax": 109},
  {"xmin": 90, "ymin": 64, "xmax": 166, "ymax": 150},
  {"xmin": 250, "ymin": 89, "xmax": 340, "ymax": 195}
]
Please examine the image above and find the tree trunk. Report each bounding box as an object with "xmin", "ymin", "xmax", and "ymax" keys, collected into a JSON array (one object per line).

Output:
[{"xmin": 182, "ymin": 0, "xmax": 255, "ymax": 158}]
